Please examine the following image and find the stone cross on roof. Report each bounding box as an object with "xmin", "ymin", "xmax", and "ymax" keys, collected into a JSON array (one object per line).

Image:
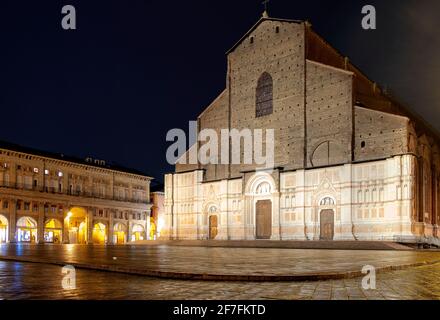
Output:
[{"xmin": 262, "ymin": 0, "xmax": 270, "ymax": 16}]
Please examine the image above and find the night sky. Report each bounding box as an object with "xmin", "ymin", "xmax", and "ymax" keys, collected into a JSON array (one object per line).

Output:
[{"xmin": 0, "ymin": 0, "xmax": 439, "ymax": 183}]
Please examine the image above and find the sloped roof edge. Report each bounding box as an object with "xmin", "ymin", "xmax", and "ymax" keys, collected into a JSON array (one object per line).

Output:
[{"xmin": 226, "ymin": 16, "xmax": 303, "ymax": 55}]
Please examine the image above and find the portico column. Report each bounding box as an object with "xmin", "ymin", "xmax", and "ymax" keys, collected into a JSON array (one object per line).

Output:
[
  {"xmin": 127, "ymin": 213, "xmax": 132, "ymax": 242},
  {"xmin": 63, "ymin": 209, "xmax": 70, "ymax": 244},
  {"xmin": 108, "ymin": 210, "xmax": 113, "ymax": 245},
  {"xmin": 8, "ymin": 199, "xmax": 16, "ymax": 243},
  {"xmin": 37, "ymin": 202, "xmax": 45, "ymax": 244},
  {"xmin": 87, "ymin": 207, "xmax": 94, "ymax": 244}
]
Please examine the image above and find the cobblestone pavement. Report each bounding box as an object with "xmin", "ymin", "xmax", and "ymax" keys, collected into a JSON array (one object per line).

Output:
[
  {"xmin": 0, "ymin": 260, "xmax": 439, "ymax": 300},
  {"xmin": 1, "ymin": 244, "xmax": 440, "ymax": 277}
]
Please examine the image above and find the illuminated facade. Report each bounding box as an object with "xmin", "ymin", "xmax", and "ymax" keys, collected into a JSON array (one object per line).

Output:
[
  {"xmin": 0, "ymin": 141, "xmax": 153, "ymax": 244},
  {"xmin": 150, "ymin": 190, "xmax": 165, "ymax": 240},
  {"xmin": 163, "ymin": 14, "xmax": 440, "ymax": 244}
]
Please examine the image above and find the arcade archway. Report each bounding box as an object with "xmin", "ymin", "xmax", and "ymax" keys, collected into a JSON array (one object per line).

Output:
[
  {"xmin": 44, "ymin": 219, "xmax": 63, "ymax": 244},
  {"xmin": 17, "ymin": 217, "xmax": 37, "ymax": 243},
  {"xmin": 66, "ymin": 207, "xmax": 87, "ymax": 244},
  {"xmin": 113, "ymin": 223, "xmax": 126, "ymax": 244},
  {"xmin": 92, "ymin": 222, "xmax": 107, "ymax": 245},
  {"xmin": 131, "ymin": 224, "xmax": 145, "ymax": 241},
  {"xmin": 0, "ymin": 215, "xmax": 8, "ymax": 243}
]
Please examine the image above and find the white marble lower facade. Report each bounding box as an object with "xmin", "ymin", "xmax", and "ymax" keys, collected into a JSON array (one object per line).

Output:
[{"xmin": 163, "ymin": 154, "xmax": 439, "ymax": 243}]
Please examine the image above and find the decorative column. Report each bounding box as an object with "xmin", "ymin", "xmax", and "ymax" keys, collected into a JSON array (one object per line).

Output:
[
  {"xmin": 128, "ymin": 184, "xmax": 133, "ymax": 202},
  {"xmin": 10, "ymin": 164, "xmax": 17, "ymax": 187},
  {"xmin": 8, "ymin": 199, "xmax": 16, "ymax": 243}
]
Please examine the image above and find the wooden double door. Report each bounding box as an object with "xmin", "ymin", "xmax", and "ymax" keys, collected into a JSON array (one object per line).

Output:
[
  {"xmin": 320, "ymin": 209, "xmax": 335, "ymax": 241},
  {"xmin": 256, "ymin": 200, "xmax": 272, "ymax": 239},
  {"xmin": 209, "ymin": 215, "xmax": 218, "ymax": 240}
]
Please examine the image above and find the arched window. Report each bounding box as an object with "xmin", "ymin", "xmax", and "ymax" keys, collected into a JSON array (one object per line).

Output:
[
  {"xmin": 256, "ymin": 72, "xmax": 273, "ymax": 117},
  {"xmin": 320, "ymin": 197, "xmax": 335, "ymax": 206},
  {"xmin": 256, "ymin": 182, "xmax": 271, "ymax": 195}
]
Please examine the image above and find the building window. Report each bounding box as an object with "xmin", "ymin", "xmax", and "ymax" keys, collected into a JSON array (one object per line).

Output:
[
  {"xmin": 275, "ymin": 26, "xmax": 280, "ymax": 33},
  {"xmin": 44, "ymin": 169, "xmax": 49, "ymax": 175},
  {"xmin": 58, "ymin": 171, "xmax": 63, "ymax": 177},
  {"xmin": 24, "ymin": 202, "xmax": 30, "ymax": 211},
  {"xmin": 361, "ymin": 141, "xmax": 366, "ymax": 149},
  {"xmin": 256, "ymin": 72, "xmax": 273, "ymax": 117},
  {"xmin": 372, "ymin": 189, "xmax": 377, "ymax": 202},
  {"xmin": 33, "ymin": 168, "xmax": 39, "ymax": 173},
  {"xmin": 285, "ymin": 196, "xmax": 290, "ymax": 208},
  {"xmin": 250, "ymin": 36, "xmax": 254, "ymax": 44},
  {"xmin": 3, "ymin": 201, "xmax": 8, "ymax": 209},
  {"xmin": 33, "ymin": 204, "xmax": 38, "ymax": 212}
]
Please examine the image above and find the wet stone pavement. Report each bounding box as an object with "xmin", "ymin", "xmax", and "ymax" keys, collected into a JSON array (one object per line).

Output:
[
  {"xmin": 0, "ymin": 260, "xmax": 439, "ymax": 300},
  {"xmin": 1, "ymin": 244, "xmax": 440, "ymax": 277}
]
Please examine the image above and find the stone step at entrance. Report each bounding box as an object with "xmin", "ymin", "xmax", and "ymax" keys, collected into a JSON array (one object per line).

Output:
[{"xmin": 131, "ymin": 240, "xmax": 414, "ymax": 251}]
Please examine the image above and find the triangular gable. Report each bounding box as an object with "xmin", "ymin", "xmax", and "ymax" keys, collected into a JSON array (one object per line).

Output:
[{"xmin": 226, "ymin": 15, "xmax": 303, "ymax": 55}]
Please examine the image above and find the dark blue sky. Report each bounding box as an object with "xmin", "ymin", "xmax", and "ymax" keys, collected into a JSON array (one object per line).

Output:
[{"xmin": 0, "ymin": 0, "xmax": 439, "ymax": 183}]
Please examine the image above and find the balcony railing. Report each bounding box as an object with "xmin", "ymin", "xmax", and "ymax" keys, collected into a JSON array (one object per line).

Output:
[{"xmin": 0, "ymin": 182, "xmax": 149, "ymax": 205}]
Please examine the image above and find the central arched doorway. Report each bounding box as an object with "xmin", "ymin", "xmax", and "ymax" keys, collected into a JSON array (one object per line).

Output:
[
  {"xmin": 66, "ymin": 207, "xmax": 87, "ymax": 244},
  {"xmin": 131, "ymin": 224, "xmax": 145, "ymax": 241},
  {"xmin": 113, "ymin": 223, "xmax": 126, "ymax": 244},
  {"xmin": 256, "ymin": 200, "xmax": 272, "ymax": 239},
  {"xmin": 0, "ymin": 215, "xmax": 8, "ymax": 243},
  {"xmin": 318, "ymin": 197, "xmax": 336, "ymax": 241},
  {"xmin": 17, "ymin": 217, "xmax": 38, "ymax": 243},
  {"xmin": 320, "ymin": 210, "xmax": 335, "ymax": 241},
  {"xmin": 208, "ymin": 215, "xmax": 218, "ymax": 240},
  {"xmin": 44, "ymin": 219, "xmax": 63, "ymax": 244},
  {"xmin": 92, "ymin": 223, "xmax": 107, "ymax": 245}
]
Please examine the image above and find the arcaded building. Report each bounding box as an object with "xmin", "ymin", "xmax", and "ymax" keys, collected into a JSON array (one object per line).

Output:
[
  {"xmin": 163, "ymin": 13, "xmax": 440, "ymax": 244},
  {"xmin": 0, "ymin": 140, "xmax": 152, "ymax": 244}
]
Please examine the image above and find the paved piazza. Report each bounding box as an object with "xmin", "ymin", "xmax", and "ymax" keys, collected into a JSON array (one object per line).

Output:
[
  {"xmin": 0, "ymin": 244, "xmax": 440, "ymax": 278},
  {"xmin": 0, "ymin": 244, "xmax": 439, "ymax": 299},
  {"xmin": 0, "ymin": 260, "xmax": 439, "ymax": 300}
]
